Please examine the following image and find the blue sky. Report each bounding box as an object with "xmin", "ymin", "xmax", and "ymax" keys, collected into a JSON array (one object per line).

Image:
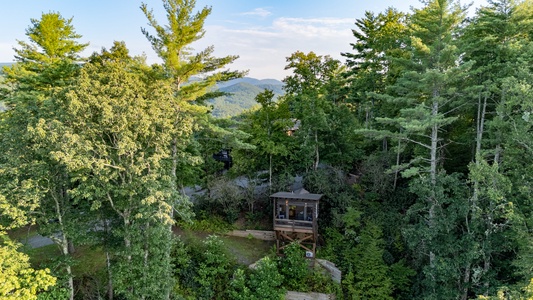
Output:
[{"xmin": 1, "ymin": 0, "xmax": 487, "ymax": 79}]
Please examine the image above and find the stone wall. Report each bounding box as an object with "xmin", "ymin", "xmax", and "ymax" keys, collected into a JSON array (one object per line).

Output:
[
  {"xmin": 285, "ymin": 291, "xmax": 335, "ymax": 300},
  {"xmin": 226, "ymin": 229, "xmax": 276, "ymax": 241}
]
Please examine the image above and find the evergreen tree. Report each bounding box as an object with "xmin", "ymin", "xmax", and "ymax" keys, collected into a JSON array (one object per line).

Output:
[
  {"xmin": 460, "ymin": 0, "xmax": 533, "ymax": 295},
  {"xmin": 349, "ymin": 222, "xmax": 393, "ymax": 299},
  {"xmin": 141, "ymin": 0, "xmax": 245, "ymax": 192},
  {"xmin": 364, "ymin": 1, "xmax": 471, "ymax": 297},
  {"xmin": 0, "ymin": 12, "xmax": 87, "ymax": 300},
  {"xmin": 342, "ymin": 8, "xmax": 408, "ymax": 128}
]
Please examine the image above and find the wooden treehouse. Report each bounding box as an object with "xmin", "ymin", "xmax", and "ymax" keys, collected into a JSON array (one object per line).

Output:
[{"xmin": 271, "ymin": 189, "xmax": 322, "ymax": 258}]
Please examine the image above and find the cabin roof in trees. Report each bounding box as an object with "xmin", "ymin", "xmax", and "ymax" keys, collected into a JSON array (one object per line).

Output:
[{"xmin": 270, "ymin": 188, "xmax": 322, "ymax": 201}]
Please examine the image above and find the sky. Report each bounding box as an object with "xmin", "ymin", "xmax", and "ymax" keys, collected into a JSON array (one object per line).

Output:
[{"xmin": 0, "ymin": 0, "xmax": 488, "ymax": 80}]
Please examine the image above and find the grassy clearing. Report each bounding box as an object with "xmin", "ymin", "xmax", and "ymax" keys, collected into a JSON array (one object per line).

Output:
[
  {"xmin": 175, "ymin": 228, "xmax": 274, "ymax": 266},
  {"xmin": 220, "ymin": 234, "xmax": 275, "ymax": 265}
]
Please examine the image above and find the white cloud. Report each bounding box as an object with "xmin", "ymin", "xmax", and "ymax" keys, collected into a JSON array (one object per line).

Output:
[
  {"xmin": 240, "ymin": 8, "xmax": 272, "ymax": 18},
  {"xmin": 273, "ymin": 17, "xmax": 353, "ymax": 38},
  {"xmin": 193, "ymin": 17, "xmax": 355, "ymax": 79}
]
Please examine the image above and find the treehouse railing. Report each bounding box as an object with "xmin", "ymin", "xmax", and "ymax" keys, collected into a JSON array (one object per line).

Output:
[{"xmin": 274, "ymin": 218, "xmax": 314, "ymax": 231}]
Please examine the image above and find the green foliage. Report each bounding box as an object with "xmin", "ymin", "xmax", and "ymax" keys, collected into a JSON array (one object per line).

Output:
[
  {"xmin": 227, "ymin": 256, "xmax": 285, "ymax": 300},
  {"xmin": 178, "ymin": 212, "xmax": 233, "ymax": 233},
  {"xmin": 196, "ymin": 235, "xmax": 235, "ymax": 299},
  {"xmin": 249, "ymin": 256, "xmax": 285, "ymax": 299},
  {"xmin": 3, "ymin": 1, "xmax": 533, "ymax": 299},
  {"xmin": 173, "ymin": 235, "xmax": 235, "ymax": 299},
  {"xmin": 348, "ymin": 222, "xmax": 394, "ymax": 299},
  {"xmin": 0, "ymin": 234, "xmax": 56, "ymax": 300},
  {"xmin": 343, "ymin": 8, "xmax": 407, "ymax": 129},
  {"xmin": 303, "ymin": 167, "xmax": 358, "ymax": 228},
  {"xmin": 36, "ymin": 285, "xmax": 69, "ymax": 300},
  {"xmin": 206, "ymin": 176, "xmax": 245, "ymax": 223},
  {"xmin": 278, "ymin": 243, "xmax": 310, "ymax": 291},
  {"xmin": 282, "ymin": 51, "xmax": 362, "ymax": 171},
  {"xmin": 404, "ymin": 173, "xmax": 475, "ymax": 299},
  {"xmin": 228, "ymin": 268, "xmax": 252, "ymax": 300},
  {"xmin": 0, "ymin": 12, "xmax": 88, "ymax": 300}
]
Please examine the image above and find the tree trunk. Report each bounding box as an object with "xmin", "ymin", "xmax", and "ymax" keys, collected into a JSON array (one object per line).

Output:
[
  {"xmin": 103, "ymin": 216, "xmax": 114, "ymax": 300},
  {"xmin": 461, "ymin": 262, "xmax": 471, "ymax": 300},
  {"xmin": 269, "ymin": 154, "xmax": 272, "ymax": 194},
  {"xmin": 314, "ymin": 130, "xmax": 319, "ymax": 171},
  {"xmin": 475, "ymin": 91, "xmax": 488, "ymax": 158},
  {"xmin": 483, "ymin": 246, "xmax": 491, "ymax": 296},
  {"xmin": 427, "ymin": 94, "xmax": 440, "ymax": 295},
  {"xmin": 393, "ymin": 138, "xmax": 401, "ymax": 190},
  {"xmin": 430, "ymin": 99, "xmax": 439, "ymax": 186},
  {"xmin": 52, "ymin": 194, "xmax": 74, "ymax": 300},
  {"xmin": 106, "ymin": 251, "xmax": 114, "ymax": 300}
]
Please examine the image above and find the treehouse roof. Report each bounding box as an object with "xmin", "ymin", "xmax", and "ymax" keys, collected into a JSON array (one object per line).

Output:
[{"xmin": 270, "ymin": 188, "xmax": 322, "ymax": 201}]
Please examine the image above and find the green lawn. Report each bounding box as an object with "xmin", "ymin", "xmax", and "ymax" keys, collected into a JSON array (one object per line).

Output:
[{"xmin": 176, "ymin": 228, "xmax": 275, "ymax": 266}]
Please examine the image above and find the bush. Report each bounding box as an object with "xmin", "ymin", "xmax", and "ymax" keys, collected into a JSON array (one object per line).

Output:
[
  {"xmin": 172, "ymin": 235, "xmax": 236, "ymax": 299},
  {"xmin": 228, "ymin": 257, "xmax": 285, "ymax": 300},
  {"xmin": 177, "ymin": 212, "xmax": 233, "ymax": 233},
  {"xmin": 278, "ymin": 243, "xmax": 310, "ymax": 291}
]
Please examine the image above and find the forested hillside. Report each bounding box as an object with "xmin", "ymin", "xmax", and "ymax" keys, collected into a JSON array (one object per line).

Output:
[
  {"xmin": 1, "ymin": 0, "xmax": 533, "ymax": 299},
  {"xmin": 210, "ymin": 78, "xmax": 284, "ymax": 117}
]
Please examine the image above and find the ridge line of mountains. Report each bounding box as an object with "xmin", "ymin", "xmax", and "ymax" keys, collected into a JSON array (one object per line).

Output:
[{"xmin": 212, "ymin": 77, "xmax": 285, "ymax": 118}]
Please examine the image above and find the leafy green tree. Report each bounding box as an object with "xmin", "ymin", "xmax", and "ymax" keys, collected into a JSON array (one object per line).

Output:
[
  {"xmin": 279, "ymin": 242, "xmax": 310, "ymax": 291},
  {"xmin": 228, "ymin": 268, "xmax": 252, "ymax": 300},
  {"xmin": 0, "ymin": 234, "xmax": 56, "ymax": 300},
  {"xmin": 459, "ymin": 1, "xmax": 533, "ymax": 295},
  {"xmin": 283, "ymin": 51, "xmax": 357, "ymax": 171},
  {"xmin": 404, "ymin": 173, "xmax": 474, "ymax": 299},
  {"xmin": 196, "ymin": 116, "xmax": 254, "ymax": 189},
  {"xmin": 357, "ymin": 2, "xmax": 470, "ymax": 296},
  {"xmin": 249, "ymin": 256, "xmax": 284, "ymax": 299},
  {"xmin": 245, "ymin": 90, "xmax": 292, "ymax": 190},
  {"xmin": 53, "ymin": 43, "xmax": 179, "ymax": 299},
  {"xmin": 195, "ymin": 235, "xmax": 235, "ymax": 299},
  {"xmin": 490, "ymin": 69, "xmax": 533, "ymax": 289},
  {"xmin": 228, "ymin": 257, "xmax": 284, "ymax": 300}
]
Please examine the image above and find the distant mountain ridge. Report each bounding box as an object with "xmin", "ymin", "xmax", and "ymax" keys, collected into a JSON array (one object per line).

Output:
[
  {"xmin": 216, "ymin": 77, "xmax": 283, "ymax": 88},
  {"xmin": 210, "ymin": 77, "xmax": 285, "ymax": 118}
]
